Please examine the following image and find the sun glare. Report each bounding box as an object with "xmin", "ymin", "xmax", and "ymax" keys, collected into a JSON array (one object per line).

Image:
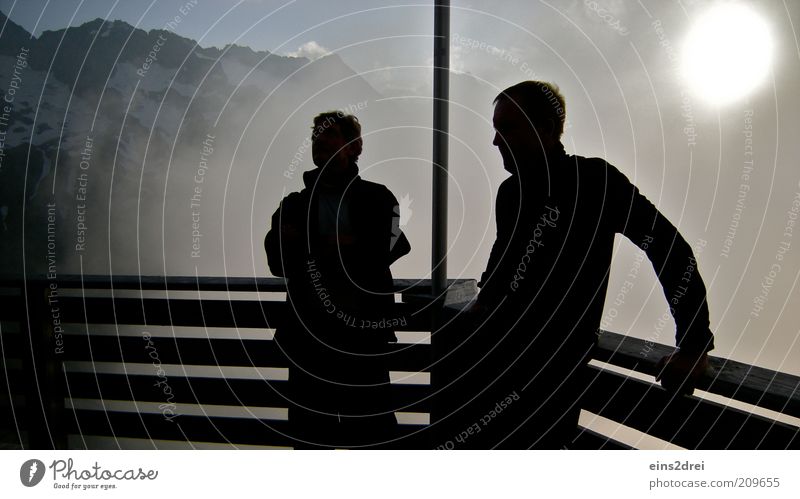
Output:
[{"xmin": 681, "ymin": 3, "xmax": 773, "ymax": 105}]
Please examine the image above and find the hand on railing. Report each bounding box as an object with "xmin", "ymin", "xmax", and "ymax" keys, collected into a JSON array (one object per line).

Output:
[{"xmin": 655, "ymin": 350, "xmax": 709, "ymax": 396}]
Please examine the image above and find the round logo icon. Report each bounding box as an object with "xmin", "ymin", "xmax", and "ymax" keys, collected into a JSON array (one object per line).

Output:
[{"xmin": 20, "ymin": 459, "xmax": 46, "ymax": 487}]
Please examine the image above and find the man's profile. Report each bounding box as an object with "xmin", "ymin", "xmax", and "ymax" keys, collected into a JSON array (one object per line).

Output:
[
  {"xmin": 265, "ymin": 111, "xmax": 411, "ymax": 448},
  {"xmin": 438, "ymin": 81, "xmax": 715, "ymax": 449}
]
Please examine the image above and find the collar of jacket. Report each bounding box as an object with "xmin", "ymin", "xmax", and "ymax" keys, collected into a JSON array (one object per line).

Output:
[
  {"xmin": 302, "ymin": 162, "xmax": 360, "ymax": 191},
  {"xmin": 511, "ymin": 141, "xmax": 569, "ymax": 188}
]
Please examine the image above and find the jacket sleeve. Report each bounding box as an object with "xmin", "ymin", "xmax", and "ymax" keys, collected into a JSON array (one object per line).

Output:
[
  {"xmin": 607, "ymin": 164, "xmax": 714, "ymax": 355},
  {"xmin": 265, "ymin": 194, "xmax": 306, "ymax": 278}
]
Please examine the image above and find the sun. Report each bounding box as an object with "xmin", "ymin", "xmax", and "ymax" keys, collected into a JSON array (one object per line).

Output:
[{"xmin": 681, "ymin": 3, "xmax": 773, "ymax": 105}]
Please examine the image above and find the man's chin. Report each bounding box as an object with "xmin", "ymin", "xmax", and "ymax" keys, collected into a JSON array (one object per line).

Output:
[
  {"xmin": 502, "ymin": 161, "xmax": 520, "ymax": 175},
  {"xmin": 314, "ymin": 158, "xmax": 340, "ymax": 170}
]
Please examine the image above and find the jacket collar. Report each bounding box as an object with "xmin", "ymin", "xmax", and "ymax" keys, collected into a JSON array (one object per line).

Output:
[
  {"xmin": 302, "ymin": 163, "xmax": 360, "ymax": 191},
  {"xmin": 512, "ymin": 141, "xmax": 568, "ymax": 188}
]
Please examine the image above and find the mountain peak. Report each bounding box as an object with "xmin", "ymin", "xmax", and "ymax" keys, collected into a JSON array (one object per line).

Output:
[{"xmin": 0, "ymin": 9, "xmax": 34, "ymax": 56}]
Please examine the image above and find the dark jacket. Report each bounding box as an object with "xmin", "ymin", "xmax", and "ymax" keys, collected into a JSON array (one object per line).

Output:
[
  {"xmin": 477, "ymin": 151, "xmax": 714, "ymax": 372},
  {"xmin": 265, "ymin": 167, "xmax": 411, "ymax": 347}
]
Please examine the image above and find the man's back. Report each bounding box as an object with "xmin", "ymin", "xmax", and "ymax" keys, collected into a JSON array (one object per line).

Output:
[
  {"xmin": 479, "ymin": 153, "xmax": 712, "ymax": 359},
  {"xmin": 264, "ymin": 111, "xmax": 410, "ymax": 448},
  {"xmin": 266, "ymin": 168, "xmax": 409, "ymax": 340},
  {"xmin": 433, "ymin": 80, "xmax": 714, "ymax": 449},
  {"xmin": 437, "ymin": 152, "xmax": 712, "ymax": 448}
]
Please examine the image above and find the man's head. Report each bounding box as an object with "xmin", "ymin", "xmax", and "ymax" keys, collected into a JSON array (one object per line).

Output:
[
  {"xmin": 492, "ymin": 81, "xmax": 566, "ymax": 175},
  {"xmin": 311, "ymin": 111, "xmax": 363, "ymax": 174}
]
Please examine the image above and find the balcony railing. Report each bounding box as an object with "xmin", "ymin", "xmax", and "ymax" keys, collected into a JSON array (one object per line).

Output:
[{"xmin": 1, "ymin": 275, "xmax": 798, "ymax": 449}]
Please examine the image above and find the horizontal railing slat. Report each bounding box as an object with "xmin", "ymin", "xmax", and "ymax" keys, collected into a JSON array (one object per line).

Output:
[
  {"xmin": 60, "ymin": 298, "xmax": 284, "ymax": 328},
  {"xmin": 8, "ymin": 276, "xmax": 470, "ymax": 293},
  {"xmin": 66, "ymin": 410, "xmax": 297, "ymax": 448},
  {"xmin": 596, "ymin": 330, "xmax": 800, "ymax": 419},
  {"xmin": 583, "ymin": 366, "xmax": 800, "ymax": 449},
  {"xmin": 66, "ymin": 410, "xmax": 430, "ymax": 449},
  {"xmin": 58, "ymin": 297, "xmax": 432, "ymax": 331},
  {"xmin": 570, "ymin": 427, "xmax": 633, "ymax": 450},
  {"xmin": 63, "ymin": 373, "xmax": 432, "ymax": 412},
  {"xmin": 60, "ymin": 335, "xmax": 433, "ymax": 372},
  {"xmin": 62, "ymin": 335, "xmax": 283, "ymax": 366},
  {"xmin": 702, "ymin": 359, "xmax": 800, "ymax": 420}
]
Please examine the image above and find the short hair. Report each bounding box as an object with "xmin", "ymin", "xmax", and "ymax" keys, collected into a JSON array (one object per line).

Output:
[
  {"xmin": 493, "ymin": 81, "xmax": 566, "ymax": 137},
  {"xmin": 311, "ymin": 111, "xmax": 362, "ymax": 145}
]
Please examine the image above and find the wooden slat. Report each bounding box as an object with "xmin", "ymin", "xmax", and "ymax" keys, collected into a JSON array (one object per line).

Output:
[
  {"xmin": 58, "ymin": 298, "xmax": 432, "ymax": 331},
  {"xmin": 17, "ymin": 276, "xmax": 289, "ymax": 293},
  {"xmin": 59, "ymin": 335, "xmax": 432, "ymax": 372},
  {"xmin": 62, "ymin": 335, "xmax": 285, "ymax": 366},
  {"xmin": 66, "ymin": 410, "xmax": 431, "ymax": 448},
  {"xmin": 594, "ymin": 330, "xmax": 670, "ymax": 374},
  {"xmin": 596, "ymin": 330, "xmax": 800, "ymax": 419},
  {"xmin": 569, "ymin": 427, "xmax": 633, "ymax": 450},
  {"xmin": 8, "ymin": 276, "xmax": 472, "ymax": 294},
  {"xmin": 64, "ymin": 373, "xmax": 287, "ymax": 407},
  {"xmin": 66, "ymin": 410, "xmax": 296, "ymax": 447},
  {"xmin": 583, "ymin": 366, "xmax": 800, "ymax": 449},
  {"xmin": 59, "ymin": 298, "xmax": 285, "ymax": 328},
  {"xmin": 702, "ymin": 359, "xmax": 800, "ymax": 420},
  {"xmin": 63, "ymin": 373, "xmax": 432, "ymax": 412}
]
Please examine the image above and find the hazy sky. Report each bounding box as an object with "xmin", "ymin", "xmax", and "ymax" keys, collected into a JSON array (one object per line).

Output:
[
  {"xmin": 3, "ymin": 0, "xmax": 799, "ymax": 380},
  {"xmin": 0, "ymin": 0, "xmax": 433, "ymax": 58}
]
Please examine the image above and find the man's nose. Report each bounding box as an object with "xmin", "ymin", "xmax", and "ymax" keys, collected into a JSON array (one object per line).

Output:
[{"xmin": 492, "ymin": 132, "xmax": 501, "ymax": 146}]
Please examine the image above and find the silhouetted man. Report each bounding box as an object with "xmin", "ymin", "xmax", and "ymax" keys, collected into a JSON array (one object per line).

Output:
[
  {"xmin": 265, "ymin": 111, "xmax": 410, "ymax": 448},
  {"xmin": 443, "ymin": 81, "xmax": 714, "ymax": 449}
]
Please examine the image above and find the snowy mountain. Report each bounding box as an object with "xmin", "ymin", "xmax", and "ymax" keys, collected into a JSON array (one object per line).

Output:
[{"xmin": 0, "ymin": 11, "xmax": 380, "ymax": 277}]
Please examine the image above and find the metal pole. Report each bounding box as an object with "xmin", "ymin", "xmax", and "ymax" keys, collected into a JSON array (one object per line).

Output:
[{"xmin": 432, "ymin": 0, "xmax": 449, "ymax": 298}]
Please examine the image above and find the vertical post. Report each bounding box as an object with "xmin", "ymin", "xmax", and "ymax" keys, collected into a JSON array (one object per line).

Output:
[
  {"xmin": 23, "ymin": 279, "xmax": 65, "ymax": 449},
  {"xmin": 23, "ymin": 280, "xmax": 50, "ymax": 449},
  {"xmin": 432, "ymin": 0, "xmax": 450, "ymax": 298}
]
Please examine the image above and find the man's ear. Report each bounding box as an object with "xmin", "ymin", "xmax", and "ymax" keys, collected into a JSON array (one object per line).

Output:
[
  {"xmin": 544, "ymin": 118, "xmax": 557, "ymax": 136},
  {"xmin": 348, "ymin": 137, "xmax": 363, "ymax": 159},
  {"xmin": 534, "ymin": 119, "xmax": 558, "ymax": 143}
]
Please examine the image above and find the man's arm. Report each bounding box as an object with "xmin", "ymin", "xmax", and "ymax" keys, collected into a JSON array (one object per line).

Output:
[
  {"xmin": 265, "ymin": 194, "xmax": 306, "ymax": 278},
  {"xmin": 608, "ymin": 165, "xmax": 714, "ymax": 392}
]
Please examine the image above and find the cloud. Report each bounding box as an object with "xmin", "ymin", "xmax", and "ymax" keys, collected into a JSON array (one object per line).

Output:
[{"xmin": 288, "ymin": 41, "xmax": 331, "ymax": 60}]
